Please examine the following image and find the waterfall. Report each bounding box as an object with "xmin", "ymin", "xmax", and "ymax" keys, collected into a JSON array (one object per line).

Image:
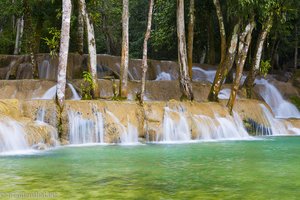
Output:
[
  {"xmin": 67, "ymin": 83, "xmax": 81, "ymax": 100},
  {"xmin": 255, "ymin": 79, "xmax": 300, "ymax": 119},
  {"xmin": 68, "ymin": 111, "xmax": 105, "ymax": 144},
  {"xmin": 218, "ymin": 88, "xmax": 232, "ymax": 100},
  {"xmin": 155, "ymin": 72, "xmax": 172, "ymax": 81},
  {"xmin": 259, "ymin": 104, "xmax": 289, "ymax": 135},
  {"xmin": 39, "ymin": 60, "xmax": 51, "ymax": 79},
  {"xmin": 0, "ymin": 117, "xmax": 29, "ymax": 153},
  {"xmin": 106, "ymin": 111, "xmax": 139, "ymax": 144},
  {"xmin": 36, "ymin": 106, "xmax": 46, "ymax": 122},
  {"xmin": 40, "ymin": 86, "xmax": 56, "ymax": 100},
  {"xmin": 159, "ymin": 107, "xmax": 191, "ymax": 142},
  {"xmin": 193, "ymin": 112, "xmax": 249, "ymax": 140},
  {"xmin": 192, "ymin": 67, "xmax": 216, "ymax": 83}
]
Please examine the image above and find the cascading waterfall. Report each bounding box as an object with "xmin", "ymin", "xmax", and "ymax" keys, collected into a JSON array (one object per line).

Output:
[
  {"xmin": 192, "ymin": 67, "xmax": 216, "ymax": 83},
  {"xmin": 193, "ymin": 112, "xmax": 249, "ymax": 140},
  {"xmin": 68, "ymin": 111, "xmax": 105, "ymax": 144},
  {"xmin": 36, "ymin": 106, "xmax": 46, "ymax": 122},
  {"xmin": 218, "ymin": 88, "xmax": 233, "ymax": 100},
  {"xmin": 106, "ymin": 111, "xmax": 139, "ymax": 144},
  {"xmin": 155, "ymin": 72, "xmax": 172, "ymax": 81},
  {"xmin": 0, "ymin": 117, "xmax": 29, "ymax": 153},
  {"xmin": 67, "ymin": 83, "xmax": 81, "ymax": 100},
  {"xmin": 159, "ymin": 107, "xmax": 191, "ymax": 142},
  {"xmin": 255, "ymin": 79, "xmax": 300, "ymax": 119},
  {"xmin": 37, "ymin": 83, "xmax": 80, "ymax": 100},
  {"xmin": 40, "ymin": 85, "xmax": 56, "ymax": 99},
  {"xmin": 259, "ymin": 104, "xmax": 289, "ymax": 135}
]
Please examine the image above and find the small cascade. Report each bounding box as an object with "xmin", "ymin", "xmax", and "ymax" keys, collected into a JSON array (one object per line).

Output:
[
  {"xmin": 192, "ymin": 67, "xmax": 216, "ymax": 83},
  {"xmin": 67, "ymin": 83, "xmax": 81, "ymax": 100},
  {"xmin": 255, "ymin": 79, "xmax": 300, "ymax": 118},
  {"xmin": 155, "ymin": 72, "xmax": 172, "ymax": 81},
  {"xmin": 259, "ymin": 104, "xmax": 289, "ymax": 135},
  {"xmin": 0, "ymin": 117, "xmax": 29, "ymax": 153},
  {"xmin": 36, "ymin": 106, "xmax": 46, "ymax": 122},
  {"xmin": 106, "ymin": 111, "xmax": 139, "ymax": 144},
  {"xmin": 39, "ymin": 60, "xmax": 51, "ymax": 79},
  {"xmin": 193, "ymin": 112, "xmax": 249, "ymax": 140},
  {"xmin": 218, "ymin": 88, "xmax": 233, "ymax": 100},
  {"xmin": 159, "ymin": 107, "xmax": 191, "ymax": 142},
  {"xmin": 40, "ymin": 86, "xmax": 56, "ymax": 100},
  {"xmin": 68, "ymin": 111, "xmax": 105, "ymax": 144}
]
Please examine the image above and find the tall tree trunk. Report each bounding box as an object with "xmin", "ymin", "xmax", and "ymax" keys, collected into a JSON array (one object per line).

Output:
[
  {"xmin": 77, "ymin": 0, "xmax": 84, "ymax": 55},
  {"xmin": 244, "ymin": 16, "xmax": 273, "ymax": 98},
  {"xmin": 227, "ymin": 20, "xmax": 255, "ymax": 113},
  {"xmin": 207, "ymin": 14, "xmax": 215, "ymax": 65},
  {"xmin": 187, "ymin": 0, "xmax": 195, "ymax": 78},
  {"xmin": 208, "ymin": 22, "xmax": 240, "ymax": 102},
  {"xmin": 56, "ymin": 0, "xmax": 72, "ymax": 109},
  {"xmin": 23, "ymin": 0, "xmax": 38, "ymax": 78},
  {"xmin": 14, "ymin": 17, "xmax": 24, "ymax": 55},
  {"xmin": 213, "ymin": 0, "xmax": 226, "ymax": 64},
  {"xmin": 79, "ymin": 0, "xmax": 100, "ymax": 99},
  {"xmin": 119, "ymin": 0, "xmax": 129, "ymax": 98},
  {"xmin": 177, "ymin": 0, "xmax": 193, "ymax": 101},
  {"xmin": 294, "ymin": 25, "xmax": 298, "ymax": 70},
  {"xmin": 140, "ymin": 0, "xmax": 154, "ymax": 104},
  {"xmin": 34, "ymin": 18, "xmax": 44, "ymax": 54}
]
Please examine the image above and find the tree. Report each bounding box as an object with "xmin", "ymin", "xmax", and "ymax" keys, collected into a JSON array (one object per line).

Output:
[
  {"xmin": 244, "ymin": 16, "xmax": 273, "ymax": 98},
  {"xmin": 177, "ymin": 0, "xmax": 193, "ymax": 101},
  {"xmin": 77, "ymin": 0, "xmax": 84, "ymax": 55},
  {"xmin": 187, "ymin": 0, "xmax": 195, "ymax": 78},
  {"xmin": 56, "ymin": 0, "xmax": 72, "ymax": 109},
  {"xmin": 227, "ymin": 19, "xmax": 255, "ymax": 113},
  {"xmin": 119, "ymin": 0, "xmax": 129, "ymax": 99},
  {"xmin": 140, "ymin": 0, "xmax": 154, "ymax": 104},
  {"xmin": 79, "ymin": 0, "xmax": 100, "ymax": 99}
]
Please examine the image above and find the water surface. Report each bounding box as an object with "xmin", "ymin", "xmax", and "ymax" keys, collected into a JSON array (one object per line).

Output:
[{"xmin": 0, "ymin": 137, "xmax": 299, "ymax": 199}]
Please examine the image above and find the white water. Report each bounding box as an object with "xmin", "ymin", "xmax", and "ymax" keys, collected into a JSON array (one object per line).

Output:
[
  {"xmin": 193, "ymin": 112, "xmax": 249, "ymax": 140},
  {"xmin": 218, "ymin": 88, "xmax": 233, "ymax": 100},
  {"xmin": 259, "ymin": 104, "xmax": 289, "ymax": 135},
  {"xmin": 255, "ymin": 79, "xmax": 300, "ymax": 119},
  {"xmin": 155, "ymin": 72, "xmax": 172, "ymax": 81},
  {"xmin": 159, "ymin": 107, "xmax": 191, "ymax": 142},
  {"xmin": 192, "ymin": 67, "xmax": 216, "ymax": 83},
  {"xmin": 68, "ymin": 111, "xmax": 105, "ymax": 144},
  {"xmin": 106, "ymin": 111, "xmax": 139, "ymax": 144},
  {"xmin": 0, "ymin": 117, "xmax": 29, "ymax": 153},
  {"xmin": 36, "ymin": 106, "xmax": 46, "ymax": 122},
  {"xmin": 37, "ymin": 84, "xmax": 80, "ymax": 100},
  {"xmin": 67, "ymin": 83, "xmax": 81, "ymax": 100}
]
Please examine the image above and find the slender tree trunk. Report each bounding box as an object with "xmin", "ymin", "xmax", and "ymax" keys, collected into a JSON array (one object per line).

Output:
[
  {"xmin": 23, "ymin": 0, "xmax": 38, "ymax": 78},
  {"xmin": 207, "ymin": 14, "xmax": 215, "ymax": 65},
  {"xmin": 79, "ymin": 0, "xmax": 100, "ymax": 99},
  {"xmin": 227, "ymin": 20, "xmax": 255, "ymax": 113},
  {"xmin": 294, "ymin": 25, "xmax": 298, "ymax": 70},
  {"xmin": 77, "ymin": 0, "xmax": 84, "ymax": 55},
  {"xmin": 244, "ymin": 16, "xmax": 273, "ymax": 98},
  {"xmin": 140, "ymin": 0, "xmax": 154, "ymax": 103},
  {"xmin": 34, "ymin": 18, "xmax": 44, "ymax": 54},
  {"xmin": 56, "ymin": 0, "xmax": 72, "ymax": 109},
  {"xmin": 187, "ymin": 0, "xmax": 195, "ymax": 78},
  {"xmin": 213, "ymin": 0, "xmax": 226, "ymax": 64},
  {"xmin": 14, "ymin": 17, "xmax": 24, "ymax": 55},
  {"xmin": 119, "ymin": 0, "xmax": 129, "ymax": 98},
  {"xmin": 208, "ymin": 22, "xmax": 240, "ymax": 102},
  {"xmin": 177, "ymin": 0, "xmax": 193, "ymax": 101}
]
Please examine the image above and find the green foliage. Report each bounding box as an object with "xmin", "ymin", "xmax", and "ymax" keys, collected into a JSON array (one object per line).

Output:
[
  {"xmin": 80, "ymin": 71, "xmax": 95, "ymax": 100},
  {"xmin": 259, "ymin": 60, "xmax": 271, "ymax": 77},
  {"xmin": 290, "ymin": 96, "xmax": 300, "ymax": 110},
  {"xmin": 42, "ymin": 27, "xmax": 60, "ymax": 57}
]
